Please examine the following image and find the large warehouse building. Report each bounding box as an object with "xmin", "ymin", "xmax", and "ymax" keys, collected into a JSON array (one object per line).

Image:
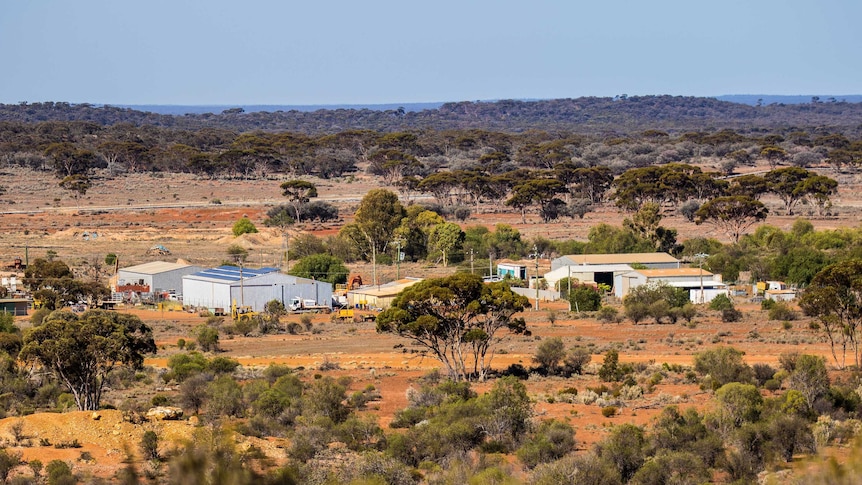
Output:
[
  {"xmin": 182, "ymin": 266, "xmax": 333, "ymax": 313},
  {"xmin": 115, "ymin": 261, "xmax": 204, "ymax": 301}
]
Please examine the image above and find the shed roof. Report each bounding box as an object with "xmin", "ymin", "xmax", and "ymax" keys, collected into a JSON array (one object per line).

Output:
[
  {"xmin": 635, "ymin": 268, "xmax": 714, "ymax": 278},
  {"xmin": 560, "ymin": 252, "xmax": 679, "ymax": 265},
  {"xmin": 349, "ymin": 278, "xmax": 423, "ymax": 298},
  {"xmin": 184, "ymin": 265, "xmax": 280, "ymax": 284},
  {"xmin": 120, "ymin": 261, "xmax": 194, "ymax": 275}
]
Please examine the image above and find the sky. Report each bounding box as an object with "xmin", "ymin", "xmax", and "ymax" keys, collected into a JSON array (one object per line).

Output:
[{"xmin": 1, "ymin": 0, "xmax": 860, "ymax": 106}]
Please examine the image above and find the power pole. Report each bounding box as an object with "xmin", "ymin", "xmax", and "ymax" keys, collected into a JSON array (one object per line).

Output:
[
  {"xmin": 395, "ymin": 239, "xmax": 402, "ymax": 280},
  {"xmin": 470, "ymin": 249, "xmax": 475, "ymax": 274},
  {"xmin": 695, "ymin": 253, "xmax": 708, "ymax": 304},
  {"xmin": 568, "ymin": 265, "xmax": 572, "ymax": 312},
  {"xmin": 531, "ymin": 245, "xmax": 539, "ymax": 311}
]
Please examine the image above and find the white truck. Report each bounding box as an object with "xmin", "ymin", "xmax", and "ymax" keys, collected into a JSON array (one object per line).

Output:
[{"xmin": 288, "ymin": 297, "xmax": 331, "ymax": 313}]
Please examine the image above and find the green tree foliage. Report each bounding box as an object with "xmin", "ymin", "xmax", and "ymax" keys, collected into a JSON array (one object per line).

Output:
[
  {"xmin": 693, "ymin": 347, "xmax": 753, "ymax": 390},
  {"xmin": 21, "ymin": 310, "xmax": 156, "ymax": 410},
  {"xmin": 377, "ymin": 273, "xmax": 528, "ymax": 381},
  {"xmin": 232, "ymin": 217, "xmax": 258, "ymax": 237},
  {"xmin": 598, "ymin": 349, "xmax": 628, "ymax": 382},
  {"xmin": 517, "ymin": 419, "xmax": 576, "ymax": 468},
  {"xmin": 695, "ymin": 196, "xmax": 768, "ymax": 242},
  {"xmin": 481, "ymin": 376, "xmax": 533, "ymax": 450},
  {"xmin": 339, "ymin": 189, "xmax": 406, "ymax": 280},
  {"xmin": 595, "ymin": 423, "xmax": 647, "ymax": 482},
  {"xmin": 569, "ymin": 284, "xmax": 602, "ymax": 312},
  {"xmin": 24, "ymin": 258, "xmax": 109, "ymax": 310},
  {"xmin": 623, "ymin": 202, "xmax": 679, "ymax": 253},
  {"xmin": 765, "ymin": 167, "xmax": 837, "ymax": 215},
  {"xmin": 714, "ymin": 382, "xmax": 763, "ymax": 429},
  {"xmin": 506, "ymin": 178, "xmax": 567, "ymax": 223},
  {"xmin": 194, "ymin": 325, "xmax": 220, "ymax": 352},
  {"xmin": 649, "ymin": 406, "xmax": 724, "ymax": 468},
  {"xmin": 288, "ymin": 254, "xmax": 349, "ymax": 285},
  {"xmin": 427, "ymin": 221, "xmax": 465, "ymax": 267},
  {"xmin": 800, "ymin": 260, "xmax": 862, "ymax": 368},
  {"xmin": 58, "ymin": 173, "xmax": 92, "ymax": 207},
  {"xmin": 533, "ymin": 337, "xmax": 566, "ymax": 374},
  {"xmin": 623, "ymin": 282, "xmax": 689, "ymax": 324},
  {"xmin": 709, "ymin": 293, "xmax": 734, "ymax": 311},
  {"xmin": 279, "ymin": 179, "xmax": 318, "ymax": 223},
  {"xmin": 225, "ymin": 244, "xmax": 249, "ymax": 263},
  {"xmin": 584, "ymin": 223, "xmax": 654, "ymax": 254},
  {"xmin": 787, "ymin": 354, "xmax": 830, "ymax": 409}
]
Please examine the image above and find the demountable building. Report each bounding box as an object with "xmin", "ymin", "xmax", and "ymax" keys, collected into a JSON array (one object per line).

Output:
[{"xmin": 116, "ymin": 261, "xmax": 204, "ymax": 300}]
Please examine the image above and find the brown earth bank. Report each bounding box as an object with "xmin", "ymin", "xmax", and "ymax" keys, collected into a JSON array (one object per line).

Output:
[{"xmin": 0, "ymin": 165, "xmax": 859, "ymax": 481}]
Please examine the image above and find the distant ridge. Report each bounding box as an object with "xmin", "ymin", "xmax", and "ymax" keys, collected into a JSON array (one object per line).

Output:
[
  {"xmin": 3, "ymin": 96, "xmax": 862, "ymax": 134},
  {"xmin": 717, "ymin": 94, "xmax": 862, "ymax": 105},
  {"xmin": 116, "ymin": 102, "xmax": 446, "ymax": 115},
  {"xmin": 121, "ymin": 96, "xmax": 862, "ymax": 114}
]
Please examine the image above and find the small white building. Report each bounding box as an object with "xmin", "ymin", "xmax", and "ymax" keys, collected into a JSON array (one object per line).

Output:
[
  {"xmin": 182, "ymin": 266, "xmax": 333, "ymax": 313},
  {"xmin": 116, "ymin": 261, "xmax": 204, "ymax": 300},
  {"xmin": 617, "ymin": 268, "xmax": 728, "ymax": 303},
  {"xmin": 497, "ymin": 263, "xmax": 527, "ymax": 281},
  {"xmin": 543, "ymin": 263, "xmax": 635, "ymax": 291}
]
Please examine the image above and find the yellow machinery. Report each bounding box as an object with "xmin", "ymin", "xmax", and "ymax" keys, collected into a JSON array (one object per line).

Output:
[{"xmin": 231, "ymin": 300, "xmax": 259, "ymax": 321}]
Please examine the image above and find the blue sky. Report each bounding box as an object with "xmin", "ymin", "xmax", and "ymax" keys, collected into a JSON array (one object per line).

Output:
[{"xmin": 1, "ymin": 0, "xmax": 859, "ymax": 105}]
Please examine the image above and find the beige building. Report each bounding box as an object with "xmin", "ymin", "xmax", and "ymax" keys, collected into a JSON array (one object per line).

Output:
[{"xmin": 347, "ymin": 278, "xmax": 423, "ymax": 309}]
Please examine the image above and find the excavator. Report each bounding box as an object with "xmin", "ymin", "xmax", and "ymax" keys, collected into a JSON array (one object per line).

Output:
[
  {"xmin": 231, "ymin": 300, "xmax": 259, "ymax": 322},
  {"xmin": 335, "ymin": 274, "xmax": 377, "ymax": 323}
]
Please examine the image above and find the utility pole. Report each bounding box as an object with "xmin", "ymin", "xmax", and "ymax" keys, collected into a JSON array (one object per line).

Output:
[
  {"xmin": 531, "ymin": 245, "xmax": 539, "ymax": 311},
  {"xmin": 395, "ymin": 239, "xmax": 402, "ymax": 280},
  {"xmin": 695, "ymin": 253, "xmax": 708, "ymax": 304},
  {"xmin": 489, "ymin": 251, "xmax": 494, "ymax": 280},
  {"xmin": 568, "ymin": 265, "xmax": 572, "ymax": 312}
]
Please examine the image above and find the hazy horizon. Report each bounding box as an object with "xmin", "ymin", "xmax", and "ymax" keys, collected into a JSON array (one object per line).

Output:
[{"xmin": 2, "ymin": 1, "xmax": 859, "ymax": 106}]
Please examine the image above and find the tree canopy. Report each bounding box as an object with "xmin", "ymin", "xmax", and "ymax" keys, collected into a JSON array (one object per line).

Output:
[
  {"xmin": 376, "ymin": 273, "xmax": 529, "ymax": 381},
  {"xmin": 21, "ymin": 310, "xmax": 157, "ymax": 410}
]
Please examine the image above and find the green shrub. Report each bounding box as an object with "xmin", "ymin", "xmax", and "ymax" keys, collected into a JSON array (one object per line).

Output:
[
  {"xmin": 709, "ymin": 294, "xmax": 734, "ymax": 311},
  {"xmin": 569, "ymin": 284, "xmax": 601, "ymax": 312},
  {"xmin": 533, "ymin": 337, "xmax": 566, "ymax": 374},
  {"xmin": 768, "ymin": 302, "xmax": 797, "ymax": 321},
  {"xmin": 722, "ymin": 307, "xmax": 743, "ymax": 322},
  {"xmin": 598, "ymin": 350, "xmax": 623, "ymax": 382},
  {"xmin": 563, "ymin": 347, "xmax": 592, "ymax": 376},
  {"xmin": 194, "ymin": 325, "xmax": 220, "ymax": 352},
  {"xmin": 601, "ymin": 406, "xmax": 618, "ymax": 418},
  {"xmin": 693, "ymin": 347, "xmax": 753, "ymax": 390},
  {"xmin": 232, "ymin": 217, "xmax": 258, "ymax": 236},
  {"xmin": 596, "ymin": 306, "xmax": 619, "ymax": 323},
  {"xmin": 516, "ymin": 419, "xmax": 576, "ymax": 468}
]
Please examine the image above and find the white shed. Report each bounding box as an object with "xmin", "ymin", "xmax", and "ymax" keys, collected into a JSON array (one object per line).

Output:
[
  {"xmin": 543, "ymin": 264, "xmax": 634, "ymax": 291},
  {"xmin": 116, "ymin": 261, "xmax": 204, "ymax": 299},
  {"xmin": 182, "ymin": 266, "xmax": 333, "ymax": 313},
  {"xmin": 616, "ymin": 268, "xmax": 728, "ymax": 303}
]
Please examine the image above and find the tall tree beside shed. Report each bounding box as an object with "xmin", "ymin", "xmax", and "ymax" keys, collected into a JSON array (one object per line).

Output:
[{"xmin": 339, "ymin": 189, "xmax": 405, "ymax": 285}]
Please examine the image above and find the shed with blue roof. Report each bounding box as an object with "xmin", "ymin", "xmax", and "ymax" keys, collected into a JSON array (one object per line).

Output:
[{"xmin": 182, "ymin": 265, "xmax": 333, "ymax": 313}]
